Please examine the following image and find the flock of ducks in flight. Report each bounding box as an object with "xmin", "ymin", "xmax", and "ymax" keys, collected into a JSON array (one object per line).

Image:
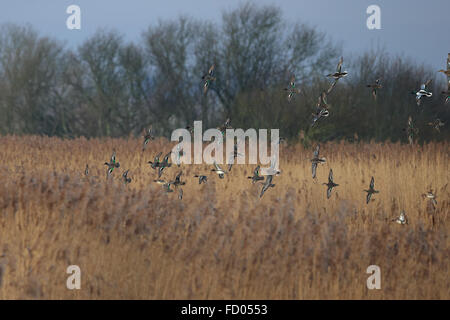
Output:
[{"xmin": 84, "ymin": 56, "xmax": 448, "ymax": 226}]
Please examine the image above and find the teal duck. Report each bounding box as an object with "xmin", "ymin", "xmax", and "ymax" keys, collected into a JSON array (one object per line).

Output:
[
  {"xmin": 104, "ymin": 150, "xmax": 120, "ymax": 176},
  {"xmin": 228, "ymin": 143, "xmax": 243, "ymax": 171},
  {"xmin": 142, "ymin": 126, "xmax": 155, "ymax": 151},
  {"xmin": 404, "ymin": 116, "xmax": 418, "ymax": 145},
  {"xmin": 211, "ymin": 161, "xmax": 226, "ymax": 179},
  {"xmin": 148, "ymin": 152, "xmax": 162, "ymax": 169},
  {"xmin": 437, "ymin": 69, "xmax": 450, "ymax": 77},
  {"xmin": 174, "ymin": 144, "xmax": 185, "ymax": 167},
  {"xmin": 122, "ymin": 169, "xmax": 131, "ymax": 184},
  {"xmin": 442, "ymin": 90, "xmax": 449, "ymax": 104},
  {"xmin": 185, "ymin": 124, "xmax": 195, "ymax": 134},
  {"xmin": 363, "ymin": 176, "xmax": 379, "ymax": 204},
  {"xmin": 283, "ymin": 75, "xmax": 301, "ymax": 102},
  {"xmin": 260, "ymin": 175, "xmax": 275, "ymax": 198},
  {"xmin": 248, "ymin": 165, "xmax": 264, "ymax": 184},
  {"xmin": 169, "ymin": 171, "xmax": 186, "ymax": 188},
  {"xmin": 317, "ymin": 80, "xmax": 337, "ymax": 110},
  {"xmin": 392, "ymin": 211, "xmax": 408, "ymax": 225},
  {"xmin": 311, "ymin": 107, "xmax": 329, "ymax": 127},
  {"xmin": 202, "ymin": 64, "xmax": 216, "ymax": 94},
  {"xmin": 411, "ymin": 79, "xmax": 432, "ymax": 106},
  {"xmin": 427, "ymin": 118, "xmax": 444, "ymax": 132},
  {"xmin": 217, "ymin": 118, "xmax": 232, "ymax": 136},
  {"xmin": 158, "ymin": 151, "xmax": 172, "ymax": 178},
  {"xmin": 311, "ymin": 145, "xmax": 326, "ymax": 179},
  {"xmin": 194, "ymin": 175, "xmax": 208, "ymax": 184},
  {"xmin": 153, "ymin": 179, "xmax": 173, "ymax": 193},
  {"xmin": 169, "ymin": 171, "xmax": 185, "ymax": 199},
  {"xmin": 326, "ymin": 57, "xmax": 348, "ymax": 81},
  {"xmin": 422, "ymin": 189, "xmax": 437, "ymax": 208},
  {"xmin": 366, "ymin": 78, "xmax": 382, "ymax": 100},
  {"xmin": 323, "ymin": 169, "xmax": 338, "ymax": 199}
]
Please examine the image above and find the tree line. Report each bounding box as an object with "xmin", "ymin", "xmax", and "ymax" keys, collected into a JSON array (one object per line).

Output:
[{"xmin": 0, "ymin": 3, "xmax": 448, "ymax": 143}]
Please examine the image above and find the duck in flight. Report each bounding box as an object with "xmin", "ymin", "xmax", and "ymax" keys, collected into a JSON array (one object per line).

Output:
[
  {"xmin": 326, "ymin": 57, "xmax": 348, "ymax": 81},
  {"xmin": 317, "ymin": 80, "xmax": 337, "ymax": 110},
  {"xmin": 260, "ymin": 175, "xmax": 275, "ymax": 198},
  {"xmin": 311, "ymin": 107, "xmax": 329, "ymax": 127},
  {"xmin": 148, "ymin": 152, "xmax": 162, "ymax": 170},
  {"xmin": 228, "ymin": 143, "xmax": 243, "ymax": 172},
  {"xmin": 363, "ymin": 176, "xmax": 379, "ymax": 204},
  {"xmin": 442, "ymin": 90, "xmax": 449, "ymax": 104},
  {"xmin": 174, "ymin": 144, "xmax": 185, "ymax": 167},
  {"xmin": 422, "ymin": 189, "xmax": 437, "ymax": 209},
  {"xmin": 153, "ymin": 179, "xmax": 174, "ymax": 193},
  {"xmin": 311, "ymin": 145, "xmax": 326, "ymax": 179},
  {"xmin": 427, "ymin": 118, "xmax": 444, "ymax": 132},
  {"xmin": 122, "ymin": 169, "xmax": 131, "ymax": 184},
  {"xmin": 202, "ymin": 64, "xmax": 216, "ymax": 94},
  {"xmin": 437, "ymin": 69, "xmax": 450, "ymax": 77},
  {"xmin": 169, "ymin": 171, "xmax": 185, "ymax": 199},
  {"xmin": 211, "ymin": 161, "xmax": 226, "ymax": 179},
  {"xmin": 169, "ymin": 171, "xmax": 185, "ymax": 188},
  {"xmin": 261, "ymin": 155, "xmax": 281, "ymax": 176},
  {"xmin": 404, "ymin": 116, "xmax": 419, "ymax": 145},
  {"xmin": 142, "ymin": 126, "xmax": 155, "ymax": 151},
  {"xmin": 104, "ymin": 150, "xmax": 120, "ymax": 177},
  {"xmin": 411, "ymin": 79, "xmax": 432, "ymax": 106},
  {"xmin": 158, "ymin": 151, "xmax": 172, "ymax": 178},
  {"xmin": 248, "ymin": 165, "xmax": 264, "ymax": 184},
  {"xmin": 217, "ymin": 118, "xmax": 232, "ymax": 137},
  {"xmin": 366, "ymin": 79, "xmax": 382, "ymax": 101},
  {"xmin": 323, "ymin": 169, "xmax": 339, "ymax": 199},
  {"xmin": 392, "ymin": 211, "xmax": 408, "ymax": 225},
  {"xmin": 194, "ymin": 174, "xmax": 208, "ymax": 184},
  {"xmin": 311, "ymin": 82, "xmax": 335, "ymax": 127},
  {"xmin": 283, "ymin": 75, "xmax": 301, "ymax": 102}
]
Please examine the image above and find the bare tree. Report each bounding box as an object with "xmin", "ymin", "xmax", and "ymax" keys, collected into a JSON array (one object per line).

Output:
[{"xmin": 0, "ymin": 24, "xmax": 67, "ymax": 135}]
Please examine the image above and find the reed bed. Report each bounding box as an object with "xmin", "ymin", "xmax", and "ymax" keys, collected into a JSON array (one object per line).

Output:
[{"xmin": 0, "ymin": 135, "xmax": 448, "ymax": 299}]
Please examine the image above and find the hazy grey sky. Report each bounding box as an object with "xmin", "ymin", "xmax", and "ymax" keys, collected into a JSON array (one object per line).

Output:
[{"xmin": 0, "ymin": 0, "xmax": 449, "ymax": 70}]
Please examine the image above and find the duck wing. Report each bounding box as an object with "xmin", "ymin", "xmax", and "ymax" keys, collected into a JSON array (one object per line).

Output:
[
  {"xmin": 336, "ymin": 57, "xmax": 343, "ymax": 73},
  {"xmin": 214, "ymin": 161, "xmax": 223, "ymax": 172},
  {"xmin": 208, "ymin": 64, "xmax": 215, "ymax": 76},
  {"xmin": 110, "ymin": 151, "xmax": 116, "ymax": 164},
  {"xmin": 163, "ymin": 151, "xmax": 172, "ymax": 163},
  {"xmin": 366, "ymin": 192, "xmax": 372, "ymax": 204},
  {"xmin": 312, "ymin": 162, "xmax": 317, "ymax": 179},
  {"xmin": 158, "ymin": 166, "xmax": 165, "ymax": 178},
  {"xmin": 327, "ymin": 80, "xmax": 337, "ymax": 94},
  {"xmin": 260, "ymin": 178, "xmax": 272, "ymax": 198},
  {"xmin": 327, "ymin": 186, "xmax": 332, "ymax": 199},
  {"xmin": 260, "ymin": 186, "xmax": 267, "ymax": 198},
  {"xmin": 289, "ymin": 75, "xmax": 295, "ymax": 87},
  {"xmin": 313, "ymin": 145, "xmax": 320, "ymax": 158},
  {"xmin": 328, "ymin": 169, "xmax": 334, "ymax": 183}
]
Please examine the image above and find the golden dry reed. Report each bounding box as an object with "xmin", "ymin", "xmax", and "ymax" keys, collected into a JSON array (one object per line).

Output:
[{"xmin": 0, "ymin": 135, "xmax": 448, "ymax": 299}]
